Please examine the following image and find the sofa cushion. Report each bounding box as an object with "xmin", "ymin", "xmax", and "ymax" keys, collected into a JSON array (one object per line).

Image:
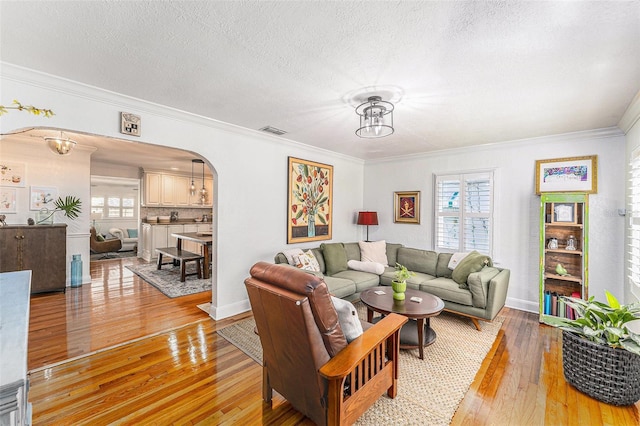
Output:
[
  {"xmin": 467, "ymin": 266, "xmax": 500, "ymax": 308},
  {"xmin": 385, "ymin": 243, "xmax": 403, "ymax": 266},
  {"xmin": 282, "ymin": 248, "xmax": 304, "ymax": 265},
  {"xmin": 379, "ymin": 270, "xmax": 434, "ymax": 290},
  {"xmin": 397, "ymin": 247, "xmax": 438, "ymax": 276},
  {"xmin": 331, "ymin": 296, "xmax": 363, "ymax": 343},
  {"xmin": 296, "ymin": 250, "xmax": 321, "ymax": 272},
  {"xmin": 452, "ymin": 250, "xmax": 493, "ymax": 288},
  {"xmin": 436, "ymin": 253, "xmax": 454, "ymax": 278},
  {"xmin": 358, "ymin": 240, "xmax": 389, "ymax": 265},
  {"xmin": 420, "ymin": 277, "xmax": 473, "ymax": 306},
  {"xmin": 321, "ymin": 243, "xmax": 349, "ymax": 275},
  {"xmin": 343, "ymin": 242, "xmax": 361, "ymax": 261},
  {"xmin": 347, "ymin": 259, "xmax": 385, "ymax": 275},
  {"xmin": 332, "ymin": 270, "xmax": 380, "ymax": 292},
  {"xmin": 323, "ymin": 276, "xmax": 357, "ymax": 299}
]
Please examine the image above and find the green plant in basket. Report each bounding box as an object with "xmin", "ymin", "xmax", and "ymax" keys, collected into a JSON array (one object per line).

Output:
[
  {"xmin": 391, "ymin": 263, "xmax": 414, "ymax": 301},
  {"xmin": 545, "ymin": 290, "xmax": 640, "ymax": 355}
]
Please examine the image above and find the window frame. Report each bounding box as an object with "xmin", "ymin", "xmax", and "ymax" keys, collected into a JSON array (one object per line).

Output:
[
  {"xmin": 628, "ymin": 148, "xmax": 640, "ymax": 300},
  {"xmin": 434, "ymin": 170, "xmax": 495, "ymax": 256}
]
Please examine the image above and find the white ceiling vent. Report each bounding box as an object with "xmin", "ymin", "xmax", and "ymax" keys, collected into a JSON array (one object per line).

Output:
[{"xmin": 259, "ymin": 126, "xmax": 287, "ymax": 136}]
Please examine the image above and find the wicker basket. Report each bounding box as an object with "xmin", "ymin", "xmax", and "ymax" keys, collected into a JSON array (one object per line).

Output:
[{"xmin": 562, "ymin": 330, "xmax": 640, "ymax": 405}]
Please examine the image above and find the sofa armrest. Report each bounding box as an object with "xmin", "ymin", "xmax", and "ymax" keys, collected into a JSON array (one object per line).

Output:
[
  {"xmin": 484, "ymin": 269, "xmax": 510, "ymax": 320},
  {"xmin": 109, "ymin": 228, "xmax": 125, "ymax": 240}
]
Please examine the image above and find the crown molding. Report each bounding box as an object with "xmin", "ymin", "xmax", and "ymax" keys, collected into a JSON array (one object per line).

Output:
[
  {"xmin": 366, "ymin": 127, "xmax": 624, "ymax": 164},
  {"xmin": 618, "ymin": 89, "xmax": 640, "ymax": 133},
  {"xmin": 0, "ymin": 62, "xmax": 364, "ymax": 165}
]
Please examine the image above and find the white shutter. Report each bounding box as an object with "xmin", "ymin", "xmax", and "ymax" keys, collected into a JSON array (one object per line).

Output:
[
  {"xmin": 435, "ymin": 171, "xmax": 493, "ymax": 255},
  {"xmin": 628, "ymin": 151, "xmax": 640, "ymax": 295}
]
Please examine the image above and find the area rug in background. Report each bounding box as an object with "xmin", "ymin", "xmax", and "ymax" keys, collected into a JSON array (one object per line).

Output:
[
  {"xmin": 126, "ymin": 263, "xmax": 211, "ymax": 298},
  {"xmin": 217, "ymin": 302, "xmax": 503, "ymax": 425},
  {"xmin": 90, "ymin": 250, "xmax": 137, "ymax": 261}
]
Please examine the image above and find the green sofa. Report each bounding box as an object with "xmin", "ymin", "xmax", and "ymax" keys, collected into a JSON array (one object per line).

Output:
[{"xmin": 274, "ymin": 242, "xmax": 510, "ymax": 330}]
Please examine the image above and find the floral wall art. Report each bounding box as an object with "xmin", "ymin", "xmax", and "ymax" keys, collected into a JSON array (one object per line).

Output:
[
  {"xmin": 0, "ymin": 188, "xmax": 17, "ymax": 213},
  {"xmin": 30, "ymin": 186, "xmax": 58, "ymax": 211},
  {"xmin": 287, "ymin": 157, "xmax": 333, "ymax": 243}
]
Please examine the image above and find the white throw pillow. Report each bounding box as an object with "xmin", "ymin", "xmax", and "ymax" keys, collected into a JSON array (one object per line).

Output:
[
  {"xmin": 282, "ymin": 248, "xmax": 304, "ymax": 265},
  {"xmin": 296, "ymin": 250, "xmax": 321, "ymax": 272},
  {"xmin": 448, "ymin": 252, "xmax": 470, "ymax": 270},
  {"xmin": 331, "ymin": 296, "xmax": 363, "ymax": 343},
  {"xmin": 358, "ymin": 240, "xmax": 388, "ymax": 266},
  {"xmin": 347, "ymin": 259, "xmax": 385, "ymax": 275}
]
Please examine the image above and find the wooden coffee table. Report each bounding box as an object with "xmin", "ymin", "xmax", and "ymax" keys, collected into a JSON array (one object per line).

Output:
[{"xmin": 360, "ymin": 286, "xmax": 445, "ymax": 360}]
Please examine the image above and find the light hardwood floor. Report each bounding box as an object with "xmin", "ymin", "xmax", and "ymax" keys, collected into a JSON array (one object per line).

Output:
[{"xmin": 27, "ymin": 257, "xmax": 640, "ymax": 425}]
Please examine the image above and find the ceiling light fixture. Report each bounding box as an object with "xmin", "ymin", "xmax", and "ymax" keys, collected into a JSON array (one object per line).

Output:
[
  {"xmin": 44, "ymin": 131, "xmax": 77, "ymax": 155},
  {"xmin": 190, "ymin": 159, "xmax": 199, "ymax": 196},
  {"xmin": 355, "ymin": 96, "xmax": 394, "ymax": 138}
]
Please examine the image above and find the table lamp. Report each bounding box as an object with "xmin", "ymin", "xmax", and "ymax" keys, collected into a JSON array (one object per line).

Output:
[{"xmin": 357, "ymin": 211, "xmax": 378, "ymax": 242}]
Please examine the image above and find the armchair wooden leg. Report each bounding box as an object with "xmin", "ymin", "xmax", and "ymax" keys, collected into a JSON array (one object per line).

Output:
[{"xmin": 262, "ymin": 365, "xmax": 272, "ymax": 403}]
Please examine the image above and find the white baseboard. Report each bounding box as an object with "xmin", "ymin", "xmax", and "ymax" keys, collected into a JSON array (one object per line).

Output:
[
  {"xmin": 506, "ymin": 297, "xmax": 538, "ymax": 314},
  {"xmin": 210, "ymin": 299, "xmax": 251, "ymax": 320}
]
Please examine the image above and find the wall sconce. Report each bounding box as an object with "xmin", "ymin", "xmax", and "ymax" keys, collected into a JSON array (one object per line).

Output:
[{"xmin": 357, "ymin": 211, "xmax": 378, "ymax": 242}]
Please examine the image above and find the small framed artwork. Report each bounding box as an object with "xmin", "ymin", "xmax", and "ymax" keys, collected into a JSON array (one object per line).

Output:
[
  {"xmin": 394, "ymin": 191, "xmax": 420, "ymax": 224},
  {"xmin": 287, "ymin": 157, "xmax": 333, "ymax": 243},
  {"xmin": 30, "ymin": 186, "xmax": 58, "ymax": 211},
  {"xmin": 0, "ymin": 162, "xmax": 26, "ymax": 187},
  {"xmin": 535, "ymin": 155, "xmax": 597, "ymax": 194},
  {"xmin": 0, "ymin": 188, "xmax": 17, "ymax": 213},
  {"xmin": 553, "ymin": 203, "xmax": 576, "ymax": 224}
]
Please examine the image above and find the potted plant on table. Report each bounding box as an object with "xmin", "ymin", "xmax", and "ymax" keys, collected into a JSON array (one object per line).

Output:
[
  {"xmin": 545, "ymin": 291, "xmax": 640, "ymax": 405},
  {"xmin": 36, "ymin": 196, "xmax": 82, "ymax": 224},
  {"xmin": 391, "ymin": 263, "xmax": 414, "ymax": 301}
]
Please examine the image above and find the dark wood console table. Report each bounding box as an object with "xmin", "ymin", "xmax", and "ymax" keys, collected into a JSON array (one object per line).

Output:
[{"xmin": 0, "ymin": 224, "xmax": 67, "ymax": 293}]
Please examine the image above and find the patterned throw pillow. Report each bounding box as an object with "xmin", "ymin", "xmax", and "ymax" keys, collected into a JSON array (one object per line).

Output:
[{"xmin": 295, "ymin": 250, "xmax": 321, "ymax": 272}]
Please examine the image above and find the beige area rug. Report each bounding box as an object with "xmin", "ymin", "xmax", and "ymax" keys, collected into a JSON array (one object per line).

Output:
[{"xmin": 217, "ymin": 303, "xmax": 503, "ymax": 425}]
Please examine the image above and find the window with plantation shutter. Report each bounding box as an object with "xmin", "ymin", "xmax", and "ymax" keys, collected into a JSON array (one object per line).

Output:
[
  {"xmin": 435, "ymin": 171, "xmax": 493, "ymax": 255},
  {"xmin": 628, "ymin": 150, "xmax": 640, "ymax": 299}
]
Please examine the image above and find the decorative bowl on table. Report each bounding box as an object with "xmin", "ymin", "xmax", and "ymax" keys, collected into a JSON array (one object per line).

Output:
[{"xmin": 194, "ymin": 218, "xmax": 203, "ymax": 222}]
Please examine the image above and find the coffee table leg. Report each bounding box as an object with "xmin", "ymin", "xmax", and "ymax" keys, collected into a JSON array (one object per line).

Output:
[
  {"xmin": 417, "ymin": 318, "xmax": 424, "ymax": 360},
  {"xmin": 367, "ymin": 308, "xmax": 373, "ymax": 323}
]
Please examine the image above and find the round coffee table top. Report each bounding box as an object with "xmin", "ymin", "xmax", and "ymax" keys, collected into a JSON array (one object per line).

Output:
[{"xmin": 360, "ymin": 286, "xmax": 444, "ymax": 319}]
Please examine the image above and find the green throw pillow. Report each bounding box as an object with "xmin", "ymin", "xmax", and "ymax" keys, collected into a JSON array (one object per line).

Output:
[
  {"xmin": 321, "ymin": 243, "xmax": 348, "ymax": 276},
  {"xmin": 451, "ymin": 250, "xmax": 492, "ymax": 288},
  {"xmin": 96, "ymin": 234, "xmax": 105, "ymax": 242}
]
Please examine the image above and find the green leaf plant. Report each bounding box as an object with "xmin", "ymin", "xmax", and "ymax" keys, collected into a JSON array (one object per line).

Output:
[
  {"xmin": 0, "ymin": 99, "xmax": 54, "ymax": 117},
  {"xmin": 36, "ymin": 196, "xmax": 82, "ymax": 224},
  {"xmin": 545, "ymin": 290, "xmax": 640, "ymax": 356},
  {"xmin": 394, "ymin": 263, "xmax": 414, "ymax": 283}
]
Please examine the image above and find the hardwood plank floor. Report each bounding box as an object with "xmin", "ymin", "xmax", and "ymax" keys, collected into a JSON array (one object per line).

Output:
[{"xmin": 27, "ymin": 259, "xmax": 640, "ymax": 425}]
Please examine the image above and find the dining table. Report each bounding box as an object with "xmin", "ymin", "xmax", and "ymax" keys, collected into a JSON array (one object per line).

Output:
[{"xmin": 171, "ymin": 232, "xmax": 213, "ymax": 279}]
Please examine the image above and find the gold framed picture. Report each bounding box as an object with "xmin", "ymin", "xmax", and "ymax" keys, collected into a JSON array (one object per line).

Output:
[
  {"xmin": 287, "ymin": 157, "xmax": 333, "ymax": 243},
  {"xmin": 535, "ymin": 155, "xmax": 597, "ymax": 194},
  {"xmin": 394, "ymin": 191, "xmax": 420, "ymax": 224}
]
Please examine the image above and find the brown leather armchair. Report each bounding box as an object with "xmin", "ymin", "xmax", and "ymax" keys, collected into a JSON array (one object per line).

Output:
[
  {"xmin": 245, "ymin": 262, "xmax": 407, "ymax": 426},
  {"xmin": 90, "ymin": 227, "xmax": 122, "ymax": 257}
]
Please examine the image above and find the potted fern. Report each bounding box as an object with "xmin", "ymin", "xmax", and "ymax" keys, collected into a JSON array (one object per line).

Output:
[{"xmin": 545, "ymin": 291, "xmax": 640, "ymax": 405}]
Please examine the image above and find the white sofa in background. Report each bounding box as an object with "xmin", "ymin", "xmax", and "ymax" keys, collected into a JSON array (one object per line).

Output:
[{"xmin": 109, "ymin": 228, "xmax": 138, "ymax": 252}]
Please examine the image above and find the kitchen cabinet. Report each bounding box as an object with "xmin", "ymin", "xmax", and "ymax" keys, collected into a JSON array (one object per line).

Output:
[
  {"xmin": 539, "ymin": 193, "xmax": 588, "ymax": 324},
  {"xmin": 141, "ymin": 223, "xmax": 209, "ymax": 261},
  {"xmin": 144, "ymin": 172, "xmax": 211, "ymax": 207},
  {"xmin": 0, "ymin": 224, "xmax": 67, "ymax": 293}
]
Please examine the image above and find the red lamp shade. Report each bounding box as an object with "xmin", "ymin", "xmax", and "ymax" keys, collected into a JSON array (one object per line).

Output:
[{"xmin": 357, "ymin": 211, "xmax": 378, "ymax": 226}]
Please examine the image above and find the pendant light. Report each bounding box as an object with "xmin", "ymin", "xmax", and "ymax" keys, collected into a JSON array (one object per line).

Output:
[
  {"xmin": 199, "ymin": 160, "xmax": 207, "ymax": 204},
  {"xmin": 44, "ymin": 131, "xmax": 77, "ymax": 155},
  {"xmin": 190, "ymin": 159, "xmax": 198, "ymax": 196}
]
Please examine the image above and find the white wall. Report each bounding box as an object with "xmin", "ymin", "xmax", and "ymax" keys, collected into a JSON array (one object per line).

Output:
[
  {"xmin": 364, "ymin": 130, "xmax": 626, "ymax": 312},
  {"xmin": 0, "ymin": 63, "xmax": 364, "ymax": 318}
]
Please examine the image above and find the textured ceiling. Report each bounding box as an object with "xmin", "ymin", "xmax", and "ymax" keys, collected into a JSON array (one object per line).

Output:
[{"xmin": 1, "ymin": 1, "xmax": 639, "ymax": 161}]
